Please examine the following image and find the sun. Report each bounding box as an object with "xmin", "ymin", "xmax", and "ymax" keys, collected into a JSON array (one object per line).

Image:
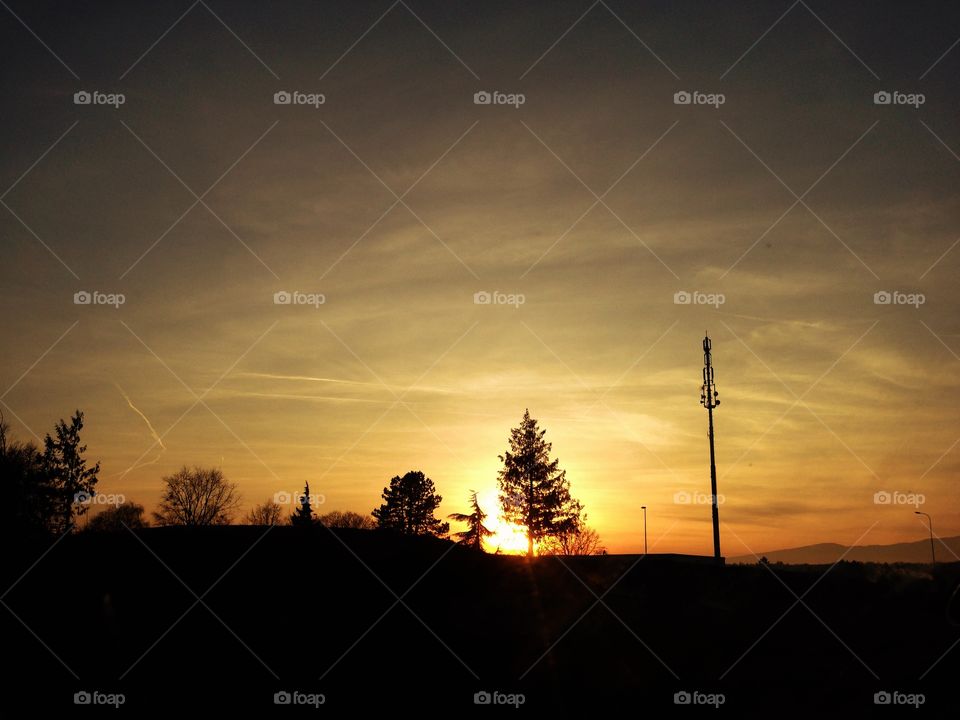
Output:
[{"xmin": 476, "ymin": 488, "xmax": 529, "ymax": 555}]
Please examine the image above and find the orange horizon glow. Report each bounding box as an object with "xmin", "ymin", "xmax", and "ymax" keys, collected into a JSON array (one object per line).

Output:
[{"xmin": 4, "ymin": 5, "xmax": 958, "ymax": 558}]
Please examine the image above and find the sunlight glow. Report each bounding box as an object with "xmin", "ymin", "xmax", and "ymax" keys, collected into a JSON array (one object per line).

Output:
[{"xmin": 476, "ymin": 488, "xmax": 530, "ymax": 555}]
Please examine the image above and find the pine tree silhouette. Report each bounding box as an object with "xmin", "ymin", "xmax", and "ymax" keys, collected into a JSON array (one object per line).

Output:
[
  {"xmin": 291, "ymin": 481, "xmax": 314, "ymax": 527},
  {"xmin": 498, "ymin": 409, "xmax": 582, "ymax": 557},
  {"xmin": 448, "ymin": 490, "xmax": 493, "ymax": 551}
]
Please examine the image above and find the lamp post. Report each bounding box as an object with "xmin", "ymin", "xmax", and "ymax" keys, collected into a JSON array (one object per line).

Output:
[
  {"xmin": 915, "ymin": 511, "xmax": 936, "ymax": 565},
  {"xmin": 641, "ymin": 505, "xmax": 647, "ymax": 555}
]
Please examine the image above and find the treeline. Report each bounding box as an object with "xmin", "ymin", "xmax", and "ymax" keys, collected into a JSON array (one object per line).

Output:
[
  {"xmin": 2, "ymin": 408, "xmax": 604, "ymax": 555},
  {"xmin": 0, "ymin": 410, "xmax": 100, "ymax": 536}
]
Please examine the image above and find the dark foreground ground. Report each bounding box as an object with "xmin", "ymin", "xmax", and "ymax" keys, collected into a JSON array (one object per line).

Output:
[{"xmin": 2, "ymin": 526, "xmax": 958, "ymax": 717}]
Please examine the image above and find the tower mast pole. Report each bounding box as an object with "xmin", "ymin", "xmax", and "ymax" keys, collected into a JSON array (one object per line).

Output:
[{"xmin": 701, "ymin": 333, "xmax": 721, "ymax": 560}]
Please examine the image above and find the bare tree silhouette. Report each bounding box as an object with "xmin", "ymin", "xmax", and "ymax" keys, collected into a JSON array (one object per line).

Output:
[
  {"xmin": 153, "ymin": 466, "xmax": 240, "ymax": 526},
  {"xmin": 244, "ymin": 499, "xmax": 284, "ymax": 525},
  {"xmin": 540, "ymin": 525, "xmax": 606, "ymax": 555},
  {"xmin": 320, "ymin": 510, "xmax": 374, "ymax": 529}
]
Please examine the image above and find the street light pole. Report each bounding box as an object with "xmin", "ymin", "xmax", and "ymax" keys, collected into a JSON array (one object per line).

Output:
[
  {"xmin": 915, "ymin": 511, "xmax": 936, "ymax": 565},
  {"xmin": 641, "ymin": 505, "xmax": 647, "ymax": 555}
]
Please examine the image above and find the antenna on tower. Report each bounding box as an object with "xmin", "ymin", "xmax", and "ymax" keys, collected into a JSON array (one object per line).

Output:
[{"xmin": 700, "ymin": 333, "xmax": 722, "ymax": 561}]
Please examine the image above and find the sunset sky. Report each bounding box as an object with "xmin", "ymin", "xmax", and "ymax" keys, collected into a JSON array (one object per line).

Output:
[{"xmin": 2, "ymin": 0, "xmax": 958, "ymax": 555}]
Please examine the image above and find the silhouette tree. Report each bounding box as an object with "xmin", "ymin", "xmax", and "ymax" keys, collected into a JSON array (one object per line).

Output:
[
  {"xmin": 43, "ymin": 410, "xmax": 100, "ymax": 534},
  {"xmin": 85, "ymin": 502, "xmax": 149, "ymax": 532},
  {"xmin": 290, "ymin": 482, "xmax": 315, "ymax": 527},
  {"xmin": 498, "ymin": 409, "xmax": 582, "ymax": 557},
  {"xmin": 372, "ymin": 470, "xmax": 449, "ymax": 536},
  {"xmin": 448, "ymin": 490, "xmax": 493, "ymax": 551},
  {"xmin": 245, "ymin": 499, "xmax": 284, "ymax": 525},
  {"xmin": 153, "ymin": 466, "xmax": 240, "ymax": 526},
  {"xmin": 540, "ymin": 524, "xmax": 605, "ymax": 555},
  {"xmin": 320, "ymin": 510, "xmax": 375, "ymax": 529},
  {"xmin": 0, "ymin": 415, "xmax": 52, "ymax": 535}
]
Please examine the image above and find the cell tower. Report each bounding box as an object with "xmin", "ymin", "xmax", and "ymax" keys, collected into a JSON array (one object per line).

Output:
[{"xmin": 700, "ymin": 333, "xmax": 721, "ymax": 560}]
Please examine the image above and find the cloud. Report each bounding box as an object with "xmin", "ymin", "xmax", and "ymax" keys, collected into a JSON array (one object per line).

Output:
[{"xmin": 115, "ymin": 384, "xmax": 166, "ymax": 479}]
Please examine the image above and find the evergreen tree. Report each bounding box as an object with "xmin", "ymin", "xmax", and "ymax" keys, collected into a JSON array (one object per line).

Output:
[
  {"xmin": 43, "ymin": 410, "xmax": 100, "ymax": 534},
  {"xmin": 448, "ymin": 490, "xmax": 493, "ymax": 551},
  {"xmin": 497, "ymin": 409, "xmax": 582, "ymax": 557},
  {"xmin": 291, "ymin": 482, "xmax": 315, "ymax": 527},
  {"xmin": 0, "ymin": 414, "xmax": 53, "ymax": 536},
  {"xmin": 372, "ymin": 470, "xmax": 449, "ymax": 536}
]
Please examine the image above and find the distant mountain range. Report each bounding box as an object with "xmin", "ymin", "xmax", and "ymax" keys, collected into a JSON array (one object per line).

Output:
[{"xmin": 729, "ymin": 535, "xmax": 960, "ymax": 565}]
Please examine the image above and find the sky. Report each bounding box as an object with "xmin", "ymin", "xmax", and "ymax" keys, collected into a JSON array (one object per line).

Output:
[{"xmin": 1, "ymin": 0, "xmax": 958, "ymax": 555}]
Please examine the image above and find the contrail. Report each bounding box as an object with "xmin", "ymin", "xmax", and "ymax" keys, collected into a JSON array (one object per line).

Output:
[{"xmin": 115, "ymin": 384, "xmax": 165, "ymax": 478}]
